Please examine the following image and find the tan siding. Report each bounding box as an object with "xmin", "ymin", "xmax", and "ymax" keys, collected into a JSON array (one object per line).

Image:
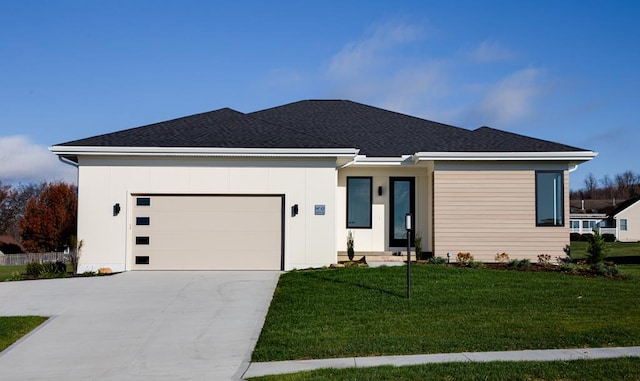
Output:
[{"xmin": 433, "ymin": 170, "xmax": 569, "ymax": 262}]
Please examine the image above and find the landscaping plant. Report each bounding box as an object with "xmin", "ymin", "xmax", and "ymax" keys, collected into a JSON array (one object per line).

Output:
[
  {"xmin": 586, "ymin": 230, "xmax": 608, "ymax": 265},
  {"xmin": 346, "ymin": 230, "xmax": 354, "ymax": 261}
]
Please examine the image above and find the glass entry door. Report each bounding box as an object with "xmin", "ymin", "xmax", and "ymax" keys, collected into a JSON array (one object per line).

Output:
[{"xmin": 389, "ymin": 177, "xmax": 415, "ymax": 247}]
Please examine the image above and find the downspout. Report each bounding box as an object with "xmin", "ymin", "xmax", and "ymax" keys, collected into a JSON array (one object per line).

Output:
[
  {"xmin": 58, "ymin": 155, "xmax": 79, "ymax": 185},
  {"xmin": 58, "ymin": 155, "xmax": 78, "ymax": 168}
]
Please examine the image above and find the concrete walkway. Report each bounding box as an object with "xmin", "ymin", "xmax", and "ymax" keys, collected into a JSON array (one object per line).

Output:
[
  {"xmin": 243, "ymin": 346, "xmax": 640, "ymax": 378},
  {"xmin": 0, "ymin": 271, "xmax": 280, "ymax": 381}
]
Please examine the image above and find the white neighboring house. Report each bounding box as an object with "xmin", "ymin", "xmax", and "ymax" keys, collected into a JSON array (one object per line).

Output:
[
  {"xmin": 50, "ymin": 100, "xmax": 596, "ymax": 273},
  {"xmin": 569, "ymin": 213, "xmax": 607, "ymax": 235},
  {"xmin": 607, "ymin": 197, "xmax": 640, "ymax": 242}
]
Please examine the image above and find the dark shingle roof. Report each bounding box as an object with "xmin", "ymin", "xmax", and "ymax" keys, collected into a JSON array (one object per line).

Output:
[
  {"xmin": 57, "ymin": 99, "xmax": 588, "ymax": 156},
  {"xmin": 609, "ymin": 197, "xmax": 640, "ymax": 217}
]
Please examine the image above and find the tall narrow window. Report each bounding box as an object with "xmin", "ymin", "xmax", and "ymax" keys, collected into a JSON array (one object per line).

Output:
[
  {"xmin": 620, "ymin": 219, "xmax": 628, "ymax": 231},
  {"xmin": 536, "ymin": 171, "xmax": 564, "ymax": 226},
  {"xmin": 347, "ymin": 177, "xmax": 372, "ymax": 228}
]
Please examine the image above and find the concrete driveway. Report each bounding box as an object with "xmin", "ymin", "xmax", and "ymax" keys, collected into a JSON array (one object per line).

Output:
[{"xmin": 0, "ymin": 271, "xmax": 280, "ymax": 380}]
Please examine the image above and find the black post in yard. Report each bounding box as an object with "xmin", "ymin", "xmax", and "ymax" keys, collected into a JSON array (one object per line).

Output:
[{"xmin": 405, "ymin": 213, "xmax": 412, "ymax": 299}]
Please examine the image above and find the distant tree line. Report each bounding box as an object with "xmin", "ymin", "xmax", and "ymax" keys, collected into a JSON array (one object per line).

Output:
[
  {"xmin": 0, "ymin": 181, "xmax": 77, "ymax": 253},
  {"xmin": 571, "ymin": 170, "xmax": 640, "ymax": 200}
]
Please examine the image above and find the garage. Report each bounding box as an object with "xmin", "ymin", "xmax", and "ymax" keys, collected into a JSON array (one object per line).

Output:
[{"xmin": 131, "ymin": 194, "xmax": 284, "ymax": 270}]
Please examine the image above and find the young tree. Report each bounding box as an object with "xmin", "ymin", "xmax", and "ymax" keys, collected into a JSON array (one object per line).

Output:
[
  {"xmin": 583, "ymin": 173, "xmax": 598, "ymax": 199},
  {"xmin": 19, "ymin": 182, "xmax": 77, "ymax": 253},
  {"xmin": 0, "ymin": 182, "xmax": 46, "ymax": 240}
]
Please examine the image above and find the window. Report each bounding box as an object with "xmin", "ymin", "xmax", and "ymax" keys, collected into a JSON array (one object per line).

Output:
[
  {"xmin": 570, "ymin": 221, "xmax": 579, "ymax": 229},
  {"xmin": 136, "ymin": 217, "xmax": 150, "ymax": 225},
  {"xmin": 135, "ymin": 236, "xmax": 150, "ymax": 245},
  {"xmin": 621, "ymin": 219, "xmax": 628, "ymax": 231},
  {"xmin": 536, "ymin": 171, "xmax": 564, "ymax": 227},
  {"xmin": 135, "ymin": 256, "xmax": 150, "ymax": 265},
  {"xmin": 136, "ymin": 197, "xmax": 151, "ymax": 206},
  {"xmin": 346, "ymin": 177, "xmax": 372, "ymax": 228},
  {"xmin": 582, "ymin": 220, "xmax": 589, "ymax": 229}
]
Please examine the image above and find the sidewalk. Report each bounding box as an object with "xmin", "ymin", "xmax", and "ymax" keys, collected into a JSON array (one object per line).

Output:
[{"xmin": 243, "ymin": 346, "xmax": 640, "ymax": 379}]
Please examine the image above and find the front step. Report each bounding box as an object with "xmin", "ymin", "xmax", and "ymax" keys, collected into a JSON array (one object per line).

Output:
[{"xmin": 337, "ymin": 251, "xmax": 412, "ymax": 265}]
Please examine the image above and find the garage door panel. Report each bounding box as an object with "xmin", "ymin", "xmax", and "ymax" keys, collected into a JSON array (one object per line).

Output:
[
  {"xmin": 142, "ymin": 196, "xmax": 282, "ymax": 213},
  {"xmin": 142, "ymin": 231, "xmax": 280, "ymax": 251},
  {"xmin": 132, "ymin": 195, "xmax": 283, "ymax": 270},
  {"xmin": 138, "ymin": 211, "xmax": 281, "ymax": 232},
  {"xmin": 135, "ymin": 249, "xmax": 280, "ymax": 270}
]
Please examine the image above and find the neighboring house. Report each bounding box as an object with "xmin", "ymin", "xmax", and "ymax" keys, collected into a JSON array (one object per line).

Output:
[
  {"xmin": 604, "ymin": 197, "xmax": 640, "ymax": 242},
  {"xmin": 0, "ymin": 235, "xmax": 25, "ymax": 254},
  {"xmin": 569, "ymin": 199, "xmax": 618, "ymax": 236},
  {"xmin": 50, "ymin": 100, "xmax": 596, "ymax": 272}
]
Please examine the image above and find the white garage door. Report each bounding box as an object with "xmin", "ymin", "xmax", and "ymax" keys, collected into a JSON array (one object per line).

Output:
[{"xmin": 131, "ymin": 194, "xmax": 284, "ymax": 270}]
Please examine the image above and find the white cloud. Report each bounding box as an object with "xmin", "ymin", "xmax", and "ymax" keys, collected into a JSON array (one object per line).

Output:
[
  {"xmin": 466, "ymin": 40, "xmax": 516, "ymax": 63},
  {"xmin": 0, "ymin": 136, "xmax": 76, "ymax": 184},
  {"xmin": 467, "ymin": 68, "xmax": 544, "ymax": 126},
  {"xmin": 323, "ymin": 22, "xmax": 544, "ymax": 128},
  {"xmin": 327, "ymin": 22, "xmax": 423, "ymax": 79}
]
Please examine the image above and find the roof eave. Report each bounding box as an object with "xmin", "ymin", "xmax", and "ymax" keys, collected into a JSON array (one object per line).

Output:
[
  {"xmin": 49, "ymin": 146, "xmax": 360, "ymax": 161},
  {"xmin": 413, "ymin": 151, "xmax": 598, "ymax": 162}
]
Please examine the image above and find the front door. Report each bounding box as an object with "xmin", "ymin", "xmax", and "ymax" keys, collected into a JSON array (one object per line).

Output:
[{"xmin": 389, "ymin": 177, "xmax": 415, "ymax": 247}]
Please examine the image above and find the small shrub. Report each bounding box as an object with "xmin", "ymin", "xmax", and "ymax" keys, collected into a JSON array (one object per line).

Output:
[
  {"xmin": 580, "ymin": 233, "xmax": 593, "ymax": 242},
  {"xmin": 602, "ymin": 233, "xmax": 616, "ymax": 242},
  {"xmin": 586, "ymin": 230, "xmax": 608, "ymax": 265},
  {"xmin": 414, "ymin": 232, "xmax": 423, "ymax": 260},
  {"xmin": 559, "ymin": 262, "xmax": 581, "ymax": 274},
  {"xmin": 427, "ymin": 256, "xmax": 447, "ymax": 265},
  {"xmin": 9, "ymin": 272, "xmax": 24, "ymax": 281},
  {"xmin": 507, "ymin": 259, "xmax": 531, "ymax": 269},
  {"xmin": 592, "ymin": 262, "xmax": 621, "ymax": 277},
  {"xmin": 25, "ymin": 262, "xmax": 44, "ymax": 277},
  {"xmin": 42, "ymin": 261, "xmax": 67, "ymax": 276},
  {"xmin": 570, "ymin": 232, "xmax": 582, "ymax": 242},
  {"xmin": 556, "ymin": 255, "xmax": 572, "ymax": 264},
  {"xmin": 467, "ymin": 260, "xmax": 484, "ymax": 269},
  {"xmin": 346, "ymin": 230, "xmax": 355, "ymax": 261},
  {"xmin": 537, "ymin": 254, "xmax": 552, "ymax": 266},
  {"xmin": 495, "ymin": 252, "xmax": 510, "ymax": 263},
  {"xmin": 456, "ymin": 252, "xmax": 474, "ymax": 265}
]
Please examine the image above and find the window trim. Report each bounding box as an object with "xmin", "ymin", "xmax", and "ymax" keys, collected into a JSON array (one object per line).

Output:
[
  {"xmin": 346, "ymin": 176, "xmax": 372, "ymax": 229},
  {"xmin": 535, "ymin": 170, "xmax": 564, "ymax": 227}
]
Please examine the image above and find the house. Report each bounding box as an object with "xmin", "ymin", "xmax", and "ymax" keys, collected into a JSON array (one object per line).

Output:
[
  {"xmin": 569, "ymin": 199, "xmax": 618, "ymax": 236},
  {"xmin": 601, "ymin": 197, "xmax": 640, "ymax": 242},
  {"xmin": 0, "ymin": 235, "xmax": 25, "ymax": 254},
  {"xmin": 50, "ymin": 100, "xmax": 596, "ymax": 272}
]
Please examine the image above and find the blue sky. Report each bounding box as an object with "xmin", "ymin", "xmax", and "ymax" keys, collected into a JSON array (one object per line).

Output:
[{"xmin": 1, "ymin": 1, "xmax": 638, "ymax": 190}]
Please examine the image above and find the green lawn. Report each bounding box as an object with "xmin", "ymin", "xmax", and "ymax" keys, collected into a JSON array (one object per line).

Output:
[
  {"xmin": 0, "ymin": 316, "xmax": 48, "ymax": 352},
  {"xmin": 0, "ymin": 265, "xmax": 26, "ymax": 281},
  {"xmin": 248, "ymin": 357, "xmax": 640, "ymax": 381},
  {"xmin": 570, "ymin": 241, "xmax": 640, "ymax": 260},
  {"xmin": 252, "ymin": 265, "xmax": 640, "ymax": 362}
]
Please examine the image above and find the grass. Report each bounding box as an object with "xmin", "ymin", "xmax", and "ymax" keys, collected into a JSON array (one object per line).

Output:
[
  {"xmin": 0, "ymin": 265, "xmax": 26, "ymax": 281},
  {"xmin": 570, "ymin": 241, "xmax": 640, "ymax": 260},
  {"xmin": 0, "ymin": 316, "xmax": 48, "ymax": 352},
  {"xmin": 248, "ymin": 357, "xmax": 640, "ymax": 381},
  {"xmin": 252, "ymin": 265, "xmax": 640, "ymax": 362},
  {"xmin": 0, "ymin": 263, "xmax": 76, "ymax": 281}
]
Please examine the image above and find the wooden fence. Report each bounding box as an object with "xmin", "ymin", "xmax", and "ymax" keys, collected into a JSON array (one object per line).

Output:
[{"xmin": 0, "ymin": 252, "xmax": 70, "ymax": 266}]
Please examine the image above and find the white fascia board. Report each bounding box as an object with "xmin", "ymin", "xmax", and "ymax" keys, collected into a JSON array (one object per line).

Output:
[
  {"xmin": 413, "ymin": 151, "xmax": 598, "ymax": 162},
  {"xmin": 349, "ymin": 155, "xmax": 413, "ymax": 166},
  {"xmin": 49, "ymin": 146, "xmax": 360, "ymax": 159}
]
